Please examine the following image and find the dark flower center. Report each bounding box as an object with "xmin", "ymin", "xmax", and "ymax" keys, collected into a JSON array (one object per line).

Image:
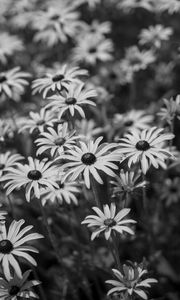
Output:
[
  {"xmin": 57, "ymin": 181, "xmax": 64, "ymax": 189},
  {"xmin": 124, "ymin": 120, "xmax": 133, "ymax": 127},
  {"xmin": 36, "ymin": 119, "xmax": 45, "ymax": 126},
  {"xmin": 104, "ymin": 218, "xmax": 116, "ymax": 227},
  {"xmin": 52, "ymin": 74, "xmax": 64, "ymax": 82},
  {"xmin": 65, "ymin": 97, "xmax": 77, "ymax": 105},
  {"xmin": 89, "ymin": 47, "xmax": 97, "ymax": 54},
  {"xmin": 9, "ymin": 286, "xmax": 20, "ymax": 296},
  {"xmin": 0, "ymin": 164, "xmax": 5, "ymax": 170},
  {"xmin": 0, "ymin": 239, "xmax": 13, "ymax": 253},
  {"xmin": 129, "ymin": 56, "xmax": 141, "ymax": 65},
  {"xmin": 81, "ymin": 152, "xmax": 96, "ymax": 165},
  {"xmin": 27, "ymin": 170, "xmax": 42, "ymax": 180},
  {"xmin": 51, "ymin": 14, "xmax": 60, "ymax": 21},
  {"xmin": 109, "ymin": 72, "xmax": 117, "ymax": 80},
  {"xmin": 0, "ymin": 75, "xmax": 7, "ymax": 83},
  {"xmin": 55, "ymin": 137, "xmax": 65, "ymax": 146},
  {"xmin": 170, "ymin": 186, "xmax": 177, "ymax": 193},
  {"xmin": 136, "ymin": 140, "xmax": 150, "ymax": 151}
]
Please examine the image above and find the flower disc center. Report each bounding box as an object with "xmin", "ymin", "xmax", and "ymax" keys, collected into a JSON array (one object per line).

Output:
[
  {"xmin": 36, "ymin": 119, "xmax": 45, "ymax": 126},
  {"xmin": 57, "ymin": 181, "xmax": 64, "ymax": 189},
  {"xmin": 124, "ymin": 120, "xmax": 133, "ymax": 127},
  {"xmin": 52, "ymin": 74, "xmax": 64, "ymax": 82},
  {"xmin": 0, "ymin": 164, "xmax": 5, "ymax": 170},
  {"xmin": 0, "ymin": 239, "xmax": 13, "ymax": 253},
  {"xmin": 104, "ymin": 218, "xmax": 116, "ymax": 227},
  {"xmin": 9, "ymin": 286, "xmax": 20, "ymax": 296},
  {"xmin": 0, "ymin": 75, "xmax": 7, "ymax": 83},
  {"xmin": 65, "ymin": 97, "xmax": 77, "ymax": 105},
  {"xmin": 27, "ymin": 170, "xmax": 42, "ymax": 180},
  {"xmin": 136, "ymin": 140, "xmax": 150, "ymax": 151},
  {"xmin": 81, "ymin": 152, "xmax": 96, "ymax": 165},
  {"xmin": 55, "ymin": 137, "xmax": 65, "ymax": 146},
  {"xmin": 89, "ymin": 47, "xmax": 97, "ymax": 54}
]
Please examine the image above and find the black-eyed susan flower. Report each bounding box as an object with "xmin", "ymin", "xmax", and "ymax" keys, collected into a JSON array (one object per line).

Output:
[
  {"xmin": 32, "ymin": 64, "xmax": 88, "ymax": 98},
  {"xmin": 0, "ymin": 157, "xmax": 59, "ymax": 202},
  {"xmin": 118, "ymin": 127, "xmax": 174, "ymax": 174},
  {"xmin": 0, "ymin": 219, "xmax": 43, "ymax": 279},
  {"xmin": 59, "ymin": 136, "xmax": 121, "ymax": 188},
  {"xmin": 46, "ymin": 83, "xmax": 97, "ymax": 119},
  {"xmin": 106, "ymin": 262, "xmax": 157, "ymax": 300},
  {"xmin": 82, "ymin": 203, "xmax": 136, "ymax": 240},
  {"xmin": 35, "ymin": 122, "xmax": 78, "ymax": 157},
  {"xmin": 0, "ymin": 270, "xmax": 40, "ymax": 299}
]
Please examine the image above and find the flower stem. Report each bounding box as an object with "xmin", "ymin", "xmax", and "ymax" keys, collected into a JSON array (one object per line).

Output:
[
  {"xmin": 39, "ymin": 200, "xmax": 64, "ymax": 266},
  {"xmin": 142, "ymin": 173, "xmax": 147, "ymax": 213},
  {"xmin": 91, "ymin": 177, "xmax": 101, "ymax": 208},
  {"xmin": 111, "ymin": 232, "xmax": 123, "ymax": 273}
]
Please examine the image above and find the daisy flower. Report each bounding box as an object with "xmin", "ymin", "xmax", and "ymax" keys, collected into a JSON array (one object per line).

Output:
[
  {"xmin": 19, "ymin": 107, "xmax": 58, "ymax": 134},
  {"xmin": 35, "ymin": 122, "xmax": 79, "ymax": 157},
  {"xmin": 111, "ymin": 170, "xmax": 146, "ymax": 196},
  {"xmin": 139, "ymin": 25, "xmax": 173, "ymax": 49},
  {"xmin": 32, "ymin": 64, "xmax": 88, "ymax": 98},
  {"xmin": 72, "ymin": 35, "xmax": 113, "ymax": 65},
  {"xmin": 0, "ymin": 219, "xmax": 43, "ymax": 279},
  {"xmin": 118, "ymin": 127, "xmax": 174, "ymax": 174},
  {"xmin": 77, "ymin": 20, "xmax": 111, "ymax": 41},
  {"xmin": 0, "ymin": 33, "xmax": 24, "ymax": 64},
  {"xmin": 46, "ymin": 83, "xmax": 97, "ymax": 119},
  {"xmin": 113, "ymin": 110, "xmax": 153, "ymax": 133},
  {"xmin": 0, "ymin": 157, "xmax": 59, "ymax": 202},
  {"xmin": 106, "ymin": 262, "xmax": 157, "ymax": 300},
  {"xmin": 0, "ymin": 270, "xmax": 40, "ymax": 299},
  {"xmin": 41, "ymin": 175, "xmax": 80, "ymax": 205},
  {"xmin": 82, "ymin": 203, "xmax": 136, "ymax": 240},
  {"xmin": 0, "ymin": 67, "xmax": 31, "ymax": 100},
  {"xmin": 58, "ymin": 136, "xmax": 121, "ymax": 188},
  {"xmin": 0, "ymin": 152, "xmax": 23, "ymax": 177}
]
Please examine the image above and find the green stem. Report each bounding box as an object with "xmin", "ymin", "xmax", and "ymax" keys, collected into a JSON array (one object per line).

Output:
[
  {"xmin": 111, "ymin": 232, "xmax": 123, "ymax": 273},
  {"xmin": 142, "ymin": 173, "xmax": 147, "ymax": 213},
  {"xmin": 91, "ymin": 177, "xmax": 101, "ymax": 208}
]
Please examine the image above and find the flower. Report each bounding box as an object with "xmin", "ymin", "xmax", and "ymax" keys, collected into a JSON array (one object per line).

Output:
[
  {"xmin": 72, "ymin": 35, "xmax": 113, "ymax": 65},
  {"xmin": 58, "ymin": 136, "xmax": 121, "ymax": 188},
  {"xmin": 82, "ymin": 203, "xmax": 136, "ymax": 240},
  {"xmin": 117, "ymin": 127, "xmax": 174, "ymax": 174},
  {"xmin": 106, "ymin": 262, "xmax": 157, "ymax": 299},
  {"xmin": 0, "ymin": 219, "xmax": 43, "ymax": 279},
  {"xmin": 0, "ymin": 67, "xmax": 30, "ymax": 101},
  {"xmin": 139, "ymin": 25, "xmax": 173, "ymax": 48},
  {"xmin": 19, "ymin": 107, "xmax": 58, "ymax": 134},
  {"xmin": 32, "ymin": 64, "xmax": 88, "ymax": 98},
  {"xmin": 0, "ymin": 157, "xmax": 59, "ymax": 202},
  {"xmin": 41, "ymin": 175, "xmax": 80, "ymax": 205},
  {"xmin": 76, "ymin": 119, "xmax": 104, "ymax": 141},
  {"xmin": 0, "ymin": 152, "xmax": 23, "ymax": 177},
  {"xmin": 0, "ymin": 270, "xmax": 40, "ymax": 299},
  {"xmin": 154, "ymin": 0, "xmax": 180, "ymax": 14},
  {"xmin": 117, "ymin": 0, "xmax": 154, "ymax": 12},
  {"xmin": 113, "ymin": 110, "xmax": 153, "ymax": 134},
  {"xmin": 46, "ymin": 83, "xmax": 97, "ymax": 119},
  {"xmin": 35, "ymin": 122, "xmax": 79, "ymax": 157},
  {"xmin": 0, "ymin": 33, "xmax": 24, "ymax": 64},
  {"xmin": 0, "ymin": 120, "xmax": 15, "ymax": 148},
  {"xmin": 157, "ymin": 96, "xmax": 180, "ymax": 125},
  {"xmin": 111, "ymin": 170, "xmax": 146, "ymax": 196},
  {"xmin": 77, "ymin": 20, "xmax": 111, "ymax": 41},
  {"xmin": 160, "ymin": 177, "xmax": 180, "ymax": 206}
]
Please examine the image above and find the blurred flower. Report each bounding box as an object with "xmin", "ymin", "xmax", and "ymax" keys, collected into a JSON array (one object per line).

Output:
[
  {"xmin": 32, "ymin": 64, "xmax": 88, "ymax": 98},
  {"xmin": 0, "ymin": 67, "xmax": 30, "ymax": 101},
  {"xmin": 46, "ymin": 83, "xmax": 97, "ymax": 119},
  {"xmin": 0, "ymin": 269, "xmax": 40, "ymax": 299},
  {"xmin": 1, "ymin": 157, "xmax": 59, "ymax": 201},
  {"xmin": 82, "ymin": 203, "xmax": 136, "ymax": 240},
  {"xmin": 154, "ymin": 0, "xmax": 180, "ymax": 14},
  {"xmin": 0, "ymin": 219, "xmax": 43, "ymax": 279},
  {"xmin": 160, "ymin": 177, "xmax": 180, "ymax": 206},
  {"xmin": 80, "ymin": 0, "xmax": 101, "ymax": 9},
  {"xmin": 32, "ymin": 5, "xmax": 82, "ymax": 46},
  {"xmin": 139, "ymin": 25, "xmax": 173, "ymax": 49},
  {"xmin": 72, "ymin": 35, "xmax": 113, "ymax": 65},
  {"xmin": 35, "ymin": 123, "xmax": 79, "ymax": 157},
  {"xmin": 111, "ymin": 170, "xmax": 146, "ymax": 196},
  {"xmin": 113, "ymin": 110, "xmax": 153, "ymax": 133},
  {"xmin": 77, "ymin": 20, "xmax": 111, "ymax": 41},
  {"xmin": 121, "ymin": 46, "xmax": 155, "ymax": 73},
  {"xmin": 118, "ymin": 127, "xmax": 174, "ymax": 174},
  {"xmin": 157, "ymin": 96, "xmax": 180, "ymax": 125},
  {"xmin": 19, "ymin": 107, "xmax": 57, "ymax": 134},
  {"xmin": 41, "ymin": 175, "xmax": 80, "ymax": 205},
  {"xmin": 117, "ymin": 0, "xmax": 154, "ymax": 12},
  {"xmin": 0, "ymin": 152, "xmax": 23, "ymax": 177},
  {"xmin": 0, "ymin": 33, "xmax": 23, "ymax": 64},
  {"xmin": 59, "ymin": 136, "xmax": 120, "ymax": 188},
  {"xmin": 0, "ymin": 120, "xmax": 15, "ymax": 147},
  {"xmin": 106, "ymin": 262, "xmax": 157, "ymax": 299},
  {"xmin": 76, "ymin": 119, "xmax": 104, "ymax": 141}
]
